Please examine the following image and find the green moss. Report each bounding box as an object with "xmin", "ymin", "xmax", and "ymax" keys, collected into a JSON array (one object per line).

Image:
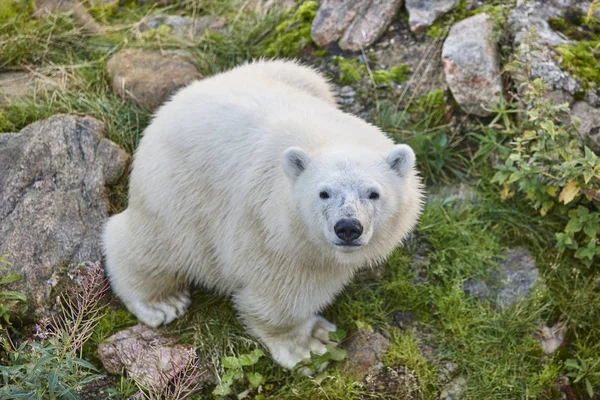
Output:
[
  {"xmin": 372, "ymin": 64, "xmax": 411, "ymax": 85},
  {"xmin": 334, "ymin": 57, "xmax": 366, "ymax": 85},
  {"xmin": 548, "ymin": 10, "xmax": 600, "ymax": 42},
  {"xmin": 557, "ymin": 41, "xmax": 600, "ymax": 87},
  {"xmin": 263, "ymin": 1, "xmax": 319, "ymax": 58}
]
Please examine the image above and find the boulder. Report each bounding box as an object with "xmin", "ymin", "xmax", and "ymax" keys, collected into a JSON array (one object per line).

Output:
[
  {"xmin": 343, "ymin": 329, "xmax": 390, "ymax": 379},
  {"xmin": 0, "ymin": 71, "xmax": 66, "ymax": 104},
  {"xmin": 311, "ymin": 0, "xmax": 368, "ymax": 47},
  {"xmin": 571, "ymin": 101, "xmax": 600, "ymax": 150},
  {"xmin": 405, "ymin": 0, "xmax": 459, "ymax": 32},
  {"xmin": 106, "ymin": 49, "xmax": 202, "ymax": 111},
  {"xmin": 0, "ymin": 115, "xmax": 129, "ymax": 317},
  {"xmin": 98, "ymin": 324, "xmax": 215, "ymax": 390},
  {"xmin": 442, "ymin": 13, "xmax": 502, "ymax": 117},
  {"xmin": 311, "ymin": 0, "xmax": 404, "ymax": 51},
  {"xmin": 338, "ymin": 0, "xmax": 404, "ymax": 51},
  {"xmin": 139, "ymin": 14, "xmax": 226, "ymax": 38}
]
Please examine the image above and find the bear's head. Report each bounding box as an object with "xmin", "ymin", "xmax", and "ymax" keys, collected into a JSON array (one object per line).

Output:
[{"xmin": 283, "ymin": 144, "xmax": 422, "ymax": 265}]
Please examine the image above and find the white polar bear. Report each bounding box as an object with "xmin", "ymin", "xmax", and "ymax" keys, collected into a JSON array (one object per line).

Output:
[{"xmin": 102, "ymin": 59, "xmax": 423, "ymax": 370}]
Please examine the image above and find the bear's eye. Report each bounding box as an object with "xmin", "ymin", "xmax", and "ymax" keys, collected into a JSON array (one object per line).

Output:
[
  {"xmin": 319, "ymin": 191, "xmax": 330, "ymax": 199},
  {"xmin": 369, "ymin": 192, "xmax": 380, "ymax": 200}
]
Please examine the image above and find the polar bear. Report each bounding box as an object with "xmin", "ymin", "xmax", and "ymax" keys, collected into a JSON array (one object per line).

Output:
[{"xmin": 102, "ymin": 60, "xmax": 423, "ymax": 370}]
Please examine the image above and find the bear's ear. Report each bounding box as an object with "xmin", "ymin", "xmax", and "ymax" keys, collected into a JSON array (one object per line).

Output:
[
  {"xmin": 386, "ymin": 144, "xmax": 416, "ymax": 177},
  {"xmin": 283, "ymin": 147, "xmax": 311, "ymax": 181}
]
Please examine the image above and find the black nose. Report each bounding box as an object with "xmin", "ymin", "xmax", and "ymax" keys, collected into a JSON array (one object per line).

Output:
[{"xmin": 334, "ymin": 219, "xmax": 363, "ymax": 243}]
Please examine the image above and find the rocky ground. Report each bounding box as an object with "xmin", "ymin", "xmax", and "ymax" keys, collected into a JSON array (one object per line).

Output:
[{"xmin": 0, "ymin": 0, "xmax": 599, "ymax": 399}]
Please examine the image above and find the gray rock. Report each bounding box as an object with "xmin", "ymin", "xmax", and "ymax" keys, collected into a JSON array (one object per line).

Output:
[
  {"xmin": 536, "ymin": 321, "xmax": 567, "ymax": 354},
  {"xmin": 462, "ymin": 279, "xmax": 490, "ymax": 301},
  {"xmin": 571, "ymin": 101, "xmax": 600, "ymax": 150},
  {"xmin": 0, "ymin": 71, "xmax": 65, "ymax": 104},
  {"xmin": 344, "ymin": 330, "xmax": 390, "ymax": 380},
  {"xmin": 496, "ymin": 247, "xmax": 539, "ymax": 309},
  {"xmin": 311, "ymin": 0, "xmax": 368, "ymax": 47},
  {"xmin": 106, "ymin": 49, "xmax": 202, "ymax": 111},
  {"xmin": 248, "ymin": 0, "xmax": 297, "ymax": 14},
  {"xmin": 139, "ymin": 14, "xmax": 226, "ymax": 38},
  {"xmin": 98, "ymin": 324, "xmax": 215, "ymax": 389},
  {"xmin": 440, "ymin": 376, "xmax": 466, "ymax": 400},
  {"xmin": 338, "ymin": 0, "xmax": 404, "ymax": 51},
  {"xmin": 442, "ymin": 13, "xmax": 502, "ymax": 116},
  {"xmin": 405, "ymin": 0, "xmax": 459, "ymax": 32},
  {"xmin": 0, "ymin": 115, "xmax": 129, "ymax": 317},
  {"xmin": 34, "ymin": 0, "xmax": 104, "ymax": 34}
]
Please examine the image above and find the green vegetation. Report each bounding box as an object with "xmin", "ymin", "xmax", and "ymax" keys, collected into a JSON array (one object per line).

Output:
[
  {"xmin": 372, "ymin": 64, "xmax": 412, "ymax": 85},
  {"xmin": 0, "ymin": 255, "xmax": 27, "ymax": 329},
  {"xmin": 556, "ymin": 41, "xmax": 600, "ymax": 87},
  {"xmin": 263, "ymin": 1, "xmax": 319, "ymax": 58}
]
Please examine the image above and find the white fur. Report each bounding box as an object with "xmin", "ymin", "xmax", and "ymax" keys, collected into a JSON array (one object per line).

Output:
[{"xmin": 102, "ymin": 59, "xmax": 423, "ymax": 370}]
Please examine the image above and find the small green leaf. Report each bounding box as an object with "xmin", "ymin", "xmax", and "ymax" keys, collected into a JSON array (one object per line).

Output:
[
  {"xmin": 222, "ymin": 356, "xmax": 241, "ymax": 369},
  {"xmin": 246, "ymin": 371, "xmax": 264, "ymax": 388},
  {"xmin": 325, "ymin": 344, "xmax": 347, "ymax": 361},
  {"xmin": 328, "ymin": 329, "xmax": 347, "ymax": 342},
  {"xmin": 585, "ymin": 379, "xmax": 594, "ymax": 398}
]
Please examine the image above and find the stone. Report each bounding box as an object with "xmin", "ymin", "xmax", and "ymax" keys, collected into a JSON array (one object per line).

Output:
[
  {"xmin": 248, "ymin": 0, "xmax": 297, "ymax": 14},
  {"xmin": 405, "ymin": 0, "xmax": 459, "ymax": 32},
  {"xmin": 440, "ymin": 376, "xmax": 466, "ymax": 400},
  {"xmin": 139, "ymin": 14, "xmax": 226, "ymax": 38},
  {"xmin": 496, "ymin": 247, "xmax": 539, "ymax": 309},
  {"xmin": 571, "ymin": 101, "xmax": 600, "ymax": 150},
  {"xmin": 442, "ymin": 13, "xmax": 502, "ymax": 116},
  {"xmin": 343, "ymin": 329, "xmax": 390, "ymax": 379},
  {"xmin": 311, "ymin": 0, "xmax": 368, "ymax": 47},
  {"xmin": 462, "ymin": 279, "xmax": 490, "ymax": 301},
  {"xmin": 364, "ymin": 365, "xmax": 420, "ymax": 398},
  {"xmin": 338, "ymin": 0, "xmax": 404, "ymax": 51},
  {"xmin": 0, "ymin": 115, "xmax": 129, "ymax": 317},
  {"xmin": 393, "ymin": 311, "xmax": 417, "ymax": 330},
  {"xmin": 34, "ymin": 0, "xmax": 104, "ymax": 34},
  {"xmin": 106, "ymin": 49, "xmax": 202, "ymax": 111},
  {"xmin": 0, "ymin": 71, "xmax": 66, "ymax": 104},
  {"xmin": 98, "ymin": 324, "xmax": 214, "ymax": 389}
]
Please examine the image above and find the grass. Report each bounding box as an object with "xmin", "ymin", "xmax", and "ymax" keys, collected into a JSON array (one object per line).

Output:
[{"xmin": 1, "ymin": 0, "xmax": 599, "ymax": 399}]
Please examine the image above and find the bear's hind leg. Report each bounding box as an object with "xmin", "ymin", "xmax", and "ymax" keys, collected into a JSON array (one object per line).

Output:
[{"xmin": 102, "ymin": 212, "xmax": 192, "ymax": 327}]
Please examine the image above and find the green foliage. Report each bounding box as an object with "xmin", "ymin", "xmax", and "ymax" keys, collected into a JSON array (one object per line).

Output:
[
  {"xmin": 491, "ymin": 79, "xmax": 600, "ymax": 265},
  {"xmin": 0, "ymin": 265, "xmax": 108, "ymax": 399},
  {"xmin": 556, "ymin": 41, "xmax": 600, "ymax": 87},
  {"xmin": 213, "ymin": 348, "xmax": 266, "ymax": 398},
  {"xmin": 263, "ymin": 1, "xmax": 319, "ymax": 58},
  {"xmin": 0, "ymin": 255, "xmax": 26, "ymax": 330},
  {"xmin": 333, "ymin": 56, "xmax": 365, "ymax": 85},
  {"xmin": 372, "ymin": 64, "xmax": 412, "ymax": 85},
  {"xmin": 564, "ymin": 357, "xmax": 600, "ymax": 398}
]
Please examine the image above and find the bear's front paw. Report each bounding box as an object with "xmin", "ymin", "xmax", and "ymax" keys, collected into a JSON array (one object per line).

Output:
[
  {"xmin": 268, "ymin": 316, "xmax": 338, "ymax": 373},
  {"xmin": 129, "ymin": 289, "xmax": 191, "ymax": 328}
]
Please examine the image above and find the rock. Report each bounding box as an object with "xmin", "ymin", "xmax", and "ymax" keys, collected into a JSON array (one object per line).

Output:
[
  {"xmin": 139, "ymin": 14, "xmax": 226, "ymax": 38},
  {"xmin": 338, "ymin": 0, "xmax": 404, "ymax": 51},
  {"xmin": 496, "ymin": 247, "xmax": 539, "ymax": 309},
  {"xmin": 364, "ymin": 365, "xmax": 420, "ymax": 398},
  {"xmin": 438, "ymin": 361, "xmax": 459, "ymax": 385},
  {"xmin": 405, "ymin": 0, "xmax": 459, "ymax": 32},
  {"xmin": 0, "ymin": 71, "xmax": 66, "ymax": 104},
  {"xmin": 0, "ymin": 115, "xmax": 129, "ymax": 317},
  {"xmin": 393, "ymin": 311, "xmax": 417, "ymax": 330},
  {"xmin": 106, "ymin": 49, "xmax": 202, "ymax": 111},
  {"xmin": 248, "ymin": 0, "xmax": 297, "ymax": 14},
  {"xmin": 311, "ymin": 0, "xmax": 404, "ymax": 51},
  {"xmin": 571, "ymin": 101, "xmax": 600, "ymax": 150},
  {"xmin": 98, "ymin": 324, "xmax": 214, "ymax": 389},
  {"xmin": 440, "ymin": 375, "xmax": 466, "ymax": 400},
  {"xmin": 311, "ymin": 0, "xmax": 368, "ymax": 47},
  {"xmin": 344, "ymin": 330, "xmax": 390, "ymax": 379},
  {"xmin": 442, "ymin": 13, "xmax": 502, "ymax": 117},
  {"xmin": 536, "ymin": 321, "xmax": 567, "ymax": 354},
  {"xmin": 462, "ymin": 279, "xmax": 490, "ymax": 301},
  {"xmin": 34, "ymin": 0, "xmax": 104, "ymax": 34}
]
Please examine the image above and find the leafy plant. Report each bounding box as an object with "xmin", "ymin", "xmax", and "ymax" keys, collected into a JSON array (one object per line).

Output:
[
  {"xmin": 0, "ymin": 255, "xmax": 27, "ymax": 329},
  {"xmin": 565, "ymin": 357, "xmax": 600, "ymax": 398},
  {"xmin": 0, "ymin": 262, "xmax": 109, "ymax": 399},
  {"xmin": 263, "ymin": 1, "xmax": 319, "ymax": 58},
  {"xmin": 213, "ymin": 348, "xmax": 266, "ymax": 399},
  {"xmin": 491, "ymin": 78, "xmax": 600, "ymax": 264}
]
